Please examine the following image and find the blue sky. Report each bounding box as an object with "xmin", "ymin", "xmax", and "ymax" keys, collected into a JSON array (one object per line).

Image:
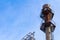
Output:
[{"xmin": 0, "ymin": 0, "xmax": 60, "ymax": 40}]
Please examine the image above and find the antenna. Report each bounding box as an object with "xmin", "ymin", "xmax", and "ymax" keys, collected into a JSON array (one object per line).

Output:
[{"xmin": 21, "ymin": 32, "xmax": 35, "ymax": 40}]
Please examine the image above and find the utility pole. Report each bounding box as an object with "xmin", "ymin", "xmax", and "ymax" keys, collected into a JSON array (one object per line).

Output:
[{"xmin": 40, "ymin": 4, "xmax": 56, "ymax": 40}]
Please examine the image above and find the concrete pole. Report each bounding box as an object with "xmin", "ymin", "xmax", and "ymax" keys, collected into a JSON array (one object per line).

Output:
[{"xmin": 46, "ymin": 27, "xmax": 52, "ymax": 40}]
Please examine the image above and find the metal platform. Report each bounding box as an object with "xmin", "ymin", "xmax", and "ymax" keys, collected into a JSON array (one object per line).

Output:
[{"xmin": 40, "ymin": 22, "xmax": 56, "ymax": 33}]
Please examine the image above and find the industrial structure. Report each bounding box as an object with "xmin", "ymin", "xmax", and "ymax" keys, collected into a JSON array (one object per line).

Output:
[
  {"xmin": 21, "ymin": 32, "xmax": 35, "ymax": 40},
  {"xmin": 40, "ymin": 4, "xmax": 56, "ymax": 40},
  {"xmin": 21, "ymin": 4, "xmax": 56, "ymax": 40}
]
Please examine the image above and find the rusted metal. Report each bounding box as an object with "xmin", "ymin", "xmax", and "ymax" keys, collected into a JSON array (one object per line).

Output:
[{"xmin": 40, "ymin": 4, "xmax": 56, "ymax": 40}]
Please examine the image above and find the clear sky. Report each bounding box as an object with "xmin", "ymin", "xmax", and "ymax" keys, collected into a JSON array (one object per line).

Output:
[{"xmin": 0, "ymin": 0, "xmax": 60, "ymax": 40}]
